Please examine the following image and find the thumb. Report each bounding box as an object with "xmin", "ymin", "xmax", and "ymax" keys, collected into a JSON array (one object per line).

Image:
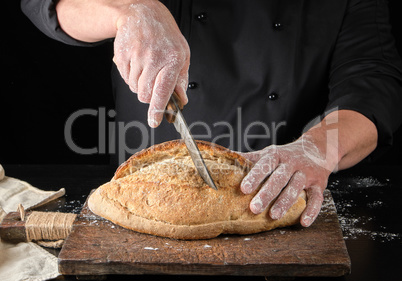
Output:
[{"xmin": 237, "ymin": 150, "xmax": 265, "ymax": 164}]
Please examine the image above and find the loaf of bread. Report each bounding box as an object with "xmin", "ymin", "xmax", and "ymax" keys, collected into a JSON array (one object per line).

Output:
[{"xmin": 88, "ymin": 140, "xmax": 306, "ymax": 239}]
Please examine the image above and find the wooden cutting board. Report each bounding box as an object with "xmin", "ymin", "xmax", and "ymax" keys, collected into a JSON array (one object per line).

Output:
[{"xmin": 58, "ymin": 190, "xmax": 351, "ymax": 277}]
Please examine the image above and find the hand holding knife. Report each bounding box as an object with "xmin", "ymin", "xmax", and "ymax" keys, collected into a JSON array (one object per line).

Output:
[{"xmin": 165, "ymin": 92, "xmax": 218, "ymax": 190}]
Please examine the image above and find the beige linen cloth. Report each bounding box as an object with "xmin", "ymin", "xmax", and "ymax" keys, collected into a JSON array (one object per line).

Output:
[{"xmin": 0, "ymin": 164, "xmax": 64, "ymax": 281}]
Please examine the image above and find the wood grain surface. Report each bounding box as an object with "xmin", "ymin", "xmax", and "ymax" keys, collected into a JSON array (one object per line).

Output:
[
  {"xmin": 58, "ymin": 190, "xmax": 351, "ymax": 277},
  {"xmin": 0, "ymin": 211, "xmax": 29, "ymax": 243}
]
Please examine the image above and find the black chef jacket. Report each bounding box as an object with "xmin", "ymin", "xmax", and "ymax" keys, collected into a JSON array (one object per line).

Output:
[{"xmin": 21, "ymin": 0, "xmax": 402, "ymax": 164}]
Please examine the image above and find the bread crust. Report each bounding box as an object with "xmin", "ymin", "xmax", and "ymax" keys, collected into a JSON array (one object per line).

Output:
[{"xmin": 88, "ymin": 140, "xmax": 306, "ymax": 240}]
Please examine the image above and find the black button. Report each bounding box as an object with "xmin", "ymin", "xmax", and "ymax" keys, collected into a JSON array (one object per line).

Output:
[
  {"xmin": 195, "ymin": 12, "xmax": 208, "ymax": 22},
  {"xmin": 188, "ymin": 82, "xmax": 198, "ymax": 89},
  {"xmin": 268, "ymin": 92, "xmax": 278, "ymax": 100},
  {"xmin": 273, "ymin": 22, "xmax": 283, "ymax": 30}
]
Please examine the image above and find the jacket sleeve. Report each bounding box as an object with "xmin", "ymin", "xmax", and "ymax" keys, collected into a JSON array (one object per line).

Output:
[
  {"xmin": 20, "ymin": 0, "xmax": 108, "ymax": 46},
  {"xmin": 326, "ymin": 0, "xmax": 402, "ymax": 159}
]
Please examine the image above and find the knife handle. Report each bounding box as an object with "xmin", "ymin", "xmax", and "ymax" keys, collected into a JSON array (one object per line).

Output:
[
  {"xmin": 165, "ymin": 91, "xmax": 184, "ymax": 123},
  {"xmin": 0, "ymin": 210, "xmax": 77, "ymax": 243}
]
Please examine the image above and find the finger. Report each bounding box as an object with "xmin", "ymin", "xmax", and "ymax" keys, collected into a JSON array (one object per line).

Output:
[
  {"xmin": 239, "ymin": 145, "xmax": 278, "ymax": 164},
  {"xmin": 241, "ymin": 152, "xmax": 278, "ymax": 194},
  {"xmin": 270, "ymin": 171, "xmax": 306, "ymax": 220},
  {"xmin": 128, "ymin": 59, "xmax": 142, "ymax": 94},
  {"xmin": 113, "ymin": 55, "xmax": 130, "ymax": 84},
  {"xmin": 249, "ymin": 164, "xmax": 293, "ymax": 214},
  {"xmin": 174, "ymin": 66, "xmax": 189, "ymax": 105},
  {"xmin": 148, "ymin": 65, "xmax": 180, "ymax": 127},
  {"xmin": 137, "ymin": 64, "xmax": 161, "ymax": 104},
  {"xmin": 237, "ymin": 151, "xmax": 264, "ymax": 164},
  {"xmin": 300, "ymin": 186, "xmax": 324, "ymax": 227},
  {"xmin": 113, "ymin": 36, "xmax": 133, "ymax": 84}
]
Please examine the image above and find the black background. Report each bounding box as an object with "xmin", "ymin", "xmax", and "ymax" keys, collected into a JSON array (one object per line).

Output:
[{"xmin": 1, "ymin": 0, "xmax": 401, "ymax": 165}]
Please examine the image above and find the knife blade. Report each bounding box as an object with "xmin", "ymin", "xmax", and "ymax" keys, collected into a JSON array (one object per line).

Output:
[{"xmin": 165, "ymin": 92, "xmax": 218, "ymax": 190}]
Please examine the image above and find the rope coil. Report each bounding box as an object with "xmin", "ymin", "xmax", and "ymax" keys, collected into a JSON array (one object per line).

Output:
[{"xmin": 25, "ymin": 211, "xmax": 77, "ymax": 242}]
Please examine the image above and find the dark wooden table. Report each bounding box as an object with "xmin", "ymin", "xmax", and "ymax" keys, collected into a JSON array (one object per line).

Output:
[{"xmin": 2, "ymin": 164, "xmax": 402, "ymax": 281}]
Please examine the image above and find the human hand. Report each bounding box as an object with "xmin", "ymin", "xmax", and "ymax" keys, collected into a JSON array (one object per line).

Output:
[
  {"xmin": 113, "ymin": 0, "xmax": 190, "ymax": 127},
  {"xmin": 239, "ymin": 136, "xmax": 338, "ymax": 227}
]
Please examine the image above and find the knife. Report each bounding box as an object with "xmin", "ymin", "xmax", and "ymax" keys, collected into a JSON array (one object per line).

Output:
[
  {"xmin": 0, "ymin": 206, "xmax": 76, "ymax": 246},
  {"xmin": 165, "ymin": 92, "xmax": 218, "ymax": 190}
]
